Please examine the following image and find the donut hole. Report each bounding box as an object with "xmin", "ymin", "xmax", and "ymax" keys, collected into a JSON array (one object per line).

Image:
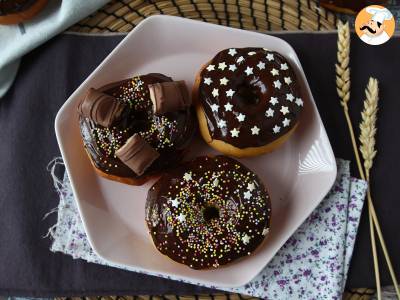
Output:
[
  {"xmin": 234, "ymin": 82, "xmax": 260, "ymax": 106},
  {"xmin": 123, "ymin": 110, "xmax": 148, "ymax": 131},
  {"xmin": 202, "ymin": 204, "xmax": 220, "ymax": 223}
]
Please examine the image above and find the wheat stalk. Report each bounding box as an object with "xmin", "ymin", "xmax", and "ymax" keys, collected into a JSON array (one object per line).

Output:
[
  {"xmin": 359, "ymin": 78, "xmax": 400, "ymax": 299},
  {"xmin": 335, "ymin": 21, "xmax": 365, "ymax": 178},
  {"xmin": 358, "ymin": 77, "xmax": 381, "ymax": 300},
  {"xmin": 336, "ymin": 21, "xmax": 382, "ymax": 300}
]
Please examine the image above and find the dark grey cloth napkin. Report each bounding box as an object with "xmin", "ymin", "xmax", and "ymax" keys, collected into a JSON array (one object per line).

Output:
[{"xmin": 0, "ymin": 32, "xmax": 399, "ymax": 297}]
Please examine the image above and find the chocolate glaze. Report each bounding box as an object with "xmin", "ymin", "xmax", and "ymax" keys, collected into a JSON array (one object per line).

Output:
[
  {"xmin": 198, "ymin": 47, "xmax": 303, "ymax": 148},
  {"xmin": 146, "ymin": 155, "xmax": 271, "ymax": 269},
  {"xmin": 0, "ymin": 0, "xmax": 37, "ymax": 15},
  {"xmin": 79, "ymin": 74, "xmax": 196, "ymax": 179}
]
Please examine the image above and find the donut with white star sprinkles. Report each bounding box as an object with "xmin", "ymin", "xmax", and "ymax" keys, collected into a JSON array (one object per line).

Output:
[
  {"xmin": 78, "ymin": 73, "xmax": 196, "ymax": 185},
  {"xmin": 145, "ymin": 155, "xmax": 271, "ymax": 269},
  {"xmin": 193, "ymin": 48, "xmax": 304, "ymax": 157}
]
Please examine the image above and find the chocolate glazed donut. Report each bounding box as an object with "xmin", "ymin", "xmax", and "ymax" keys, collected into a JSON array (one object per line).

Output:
[
  {"xmin": 146, "ymin": 155, "xmax": 271, "ymax": 269},
  {"xmin": 193, "ymin": 47, "xmax": 304, "ymax": 157},
  {"xmin": 78, "ymin": 74, "xmax": 196, "ymax": 185}
]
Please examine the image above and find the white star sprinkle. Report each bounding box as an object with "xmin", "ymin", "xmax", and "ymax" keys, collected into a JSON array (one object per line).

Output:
[
  {"xmin": 244, "ymin": 66, "xmax": 253, "ymax": 76},
  {"xmin": 230, "ymin": 128, "xmax": 240, "ymax": 137},
  {"xmin": 226, "ymin": 89, "xmax": 235, "ymax": 97},
  {"xmin": 265, "ymin": 108, "xmax": 274, "ymax": 117},
  {"xmin": 177, "ymin": 213, "xmax": 186, "ymax": 223},
  {"xmin": 270, "ymin": 68, "xmax": 279, "ymax": 76},
  {"xmin": 248, "ymin": 51, "xmax": 256, "ymax": 56},
  {"xmin": 280, "ymin": 106, "xmax": 289, "ymax": 115},
  {"xmin": 217, "ymin": 119, "xmax": 227, "ymax": 128},
  {"xmin": 206, "ymin": 64, "xmax": 215, "ymax": 71},
  {"xmin": 210, "ymin": 104, "xmax": 219, "ymax": 112},
  {"xmin": 213, "ymin": 178, "xmax": 219, "ymax": 187},
  {"xmin": 251, "ymin": 126, "xmax": 260, "ymax": 135},
  {"xmin": 273, "ymin": 125, "xmax": 281, "ymax": 134},
  {"xmin": 280, "ymin": 63, "xmax": 289, "ymax": 70},
  {"xmin": 284, "ymin": 77, "xmax": 292, "ymax": 84},
  {"xmin": 203, "ymin": 77, "xmax": 212, "ymax": 85},
  {"xmin": 229, "ymin": 64, "xmax": 237, "ymax": 71},
  {"xmin": 266, "ymin": 53, "xmax": 274, "ymax": 61},
  {"xmin": 282, "ymin": 118, "xmax": 291, "ymax": 127},
  {"xmin": 269, "ymin": 97, "xmax": 278, "ymax": 105},
  {"xmin": 257, "ymin": 61, "xmax": 265, "ymax": 70},
  {"xmin": 262, "ymin": 228, "xmax": 269, "ymax": 236},
  {"xmin": 244, "ymin": 191, "xmax": 252, "ymax": 199},
  {"xmin": 169, "ymin": 198, "xmax": 180, "ymax": 208},
  {"xmin": 247, "ymin": 182, "xmax": 256, "ymax": 191},
  {"xmin": 286, "ymin": 93, "xmax": 294, "ymax": 101},
  {"xmin": 242, "ymin": 234, "xmax": 251, "ymax": 244},
  {"xmin": 228, "ymin": 48, "xmax": 237, "ymax": 56},
  {"xmin": 296, "ymin": 98, "xmax": 304, "ymax": 106},
  {"xmin": 224, "ymin": 102, "xmax": 233, "ymax": 111},
  {"xmin": 236, "ymin": 113, "xmax": 246, "ymax": 122},
  {"xmin": 183, "ymin": 172, "xmax": 192, "ymax": 181},
  {"xmin": 218, "ymin": 62, "xmax": 227, "ymax": 70},
  {"xmin": 237, "ymin": 56, "xmax": 244, "ymax": 63},
  {"xmin": 212, "ymin": 88, "xmax": 219, "ymax": 97},
  {"xmin": 274, "ymin": 80, "xmax": 282, "ymax": 89},
  {"xmin": 220, "ymin": 77, "xmax": 229, "ymax": 85}
]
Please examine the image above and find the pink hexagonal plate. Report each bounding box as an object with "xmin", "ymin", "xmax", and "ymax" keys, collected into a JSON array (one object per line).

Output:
[{"xmin": 55, "ymin": 15, "xmax": 336, "ymax": 288}]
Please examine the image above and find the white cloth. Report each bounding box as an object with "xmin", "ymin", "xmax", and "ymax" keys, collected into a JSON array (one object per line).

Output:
[{"xmin": 0, "ymin": 0, "xmax": 109, "ymax": 98}]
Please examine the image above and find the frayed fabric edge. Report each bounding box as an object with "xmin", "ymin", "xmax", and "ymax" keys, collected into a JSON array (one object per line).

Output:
[{"xmin": 43, "ymin": 157, "xmax": 66, "ymax": 240}]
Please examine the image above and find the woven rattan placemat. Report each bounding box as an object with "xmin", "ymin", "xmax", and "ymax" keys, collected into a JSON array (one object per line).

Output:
[
  {"xmin": 69, "ymin": 0, "xmax": 337, "ymax": 33},
  {"xmin": 66, "ymin": 1, "xmax": 376, "ymax": 299},
  {"xmin": 54, "ymin": 289, "xmax": 376, "ymax": 300}
]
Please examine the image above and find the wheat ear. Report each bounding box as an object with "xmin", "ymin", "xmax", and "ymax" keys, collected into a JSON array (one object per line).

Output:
[
  {"xmin": 336, "ymin": 21, "xmax": 381, "ymax": 300},
  {"xmin": 359, "ymin": 78, "xmax": 400, "ymax": 299},
  {"xmin": 359, "ymin": 78, "xmax": 378, "ymax": 181}
]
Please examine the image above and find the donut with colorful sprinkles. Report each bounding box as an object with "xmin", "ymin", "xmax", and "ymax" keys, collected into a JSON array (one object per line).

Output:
[
  {"xmin": 145, "ymin": 155, "xmax": 271, "ymax": 269},
  {"xmin": 193, "ymin": 47, "xmax": 304, "ymax": 157}
]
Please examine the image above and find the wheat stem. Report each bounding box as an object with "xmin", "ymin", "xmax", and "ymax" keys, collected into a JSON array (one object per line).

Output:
[
  {"xmin": 369, "ymin": 196, "xmax": 381, "ymax": 297},
  {"xmin": 336, "ymin": 21, "xmax": 381, "ymax": 300},
  {"xmin": 358, "ymin": 77, "xmax": 381, "ymax": 299},
  {"xmin": 343, "ymin": 105, "xmax": 382, "ymax": 300},
  {"xmin": 368, "ymin": 188, "xmax": 400, "ymax": 298},
  {"xmin": 359, "ymin": 78, "xmax": 400, "ymax": 299}
]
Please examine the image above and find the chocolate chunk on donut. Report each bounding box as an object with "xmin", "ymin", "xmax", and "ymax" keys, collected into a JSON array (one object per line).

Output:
[
  {"xmin": 78, "ymin": 88, "xmax": 126, "ymax": 128},
  {"xmin": 115, "ymin": 134, "xmax": 160, "ymax": 176},
  {"xmin": 193, "ymin": 47, "xmax": 304, "ymax": 157},
  {"xmin": 78, "ymin": 74, "xmax": 196, "ymax": 185},
  {"xmin": 146, "ymin": 155, "xmax": 271, "ymax": 269},
  {"xmin": 149, "ymin": 81, "xmax": 191, "ymax": 115}
]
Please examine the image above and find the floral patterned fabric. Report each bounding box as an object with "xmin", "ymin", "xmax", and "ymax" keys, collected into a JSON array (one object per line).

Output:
[{"xmin": 48, "ymin": 158, "xmax": 367, "ymax": 299}]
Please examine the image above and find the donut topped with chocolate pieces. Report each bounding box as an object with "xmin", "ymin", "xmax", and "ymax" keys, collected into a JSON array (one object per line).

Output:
[{"xmin": 78, "ymin": 73, "xmax": 196, "ymax": 185}]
